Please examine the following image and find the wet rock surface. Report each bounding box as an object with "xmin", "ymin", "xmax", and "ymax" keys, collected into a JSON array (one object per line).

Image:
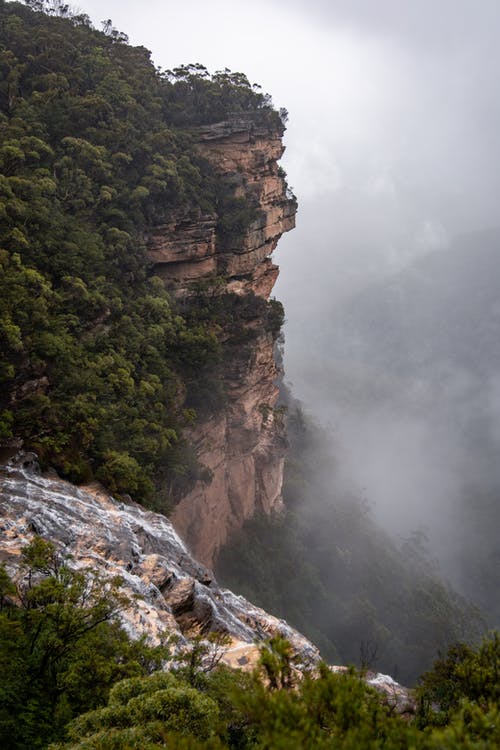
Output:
[
  {"xmin": 0, "ymin": 457, "xmax": 413, "ymax": 709},
  {"xmin": 0, "ymin": 459, "xmax": 319, "ymax": 670}
]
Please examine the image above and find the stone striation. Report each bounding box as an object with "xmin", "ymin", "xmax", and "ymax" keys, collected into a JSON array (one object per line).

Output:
[
  {"xmin": 148, "ymin": 114, "xmax": 296, "ymax": 291},
  {"xmin": 147, "ymin": 113, "xmax": 296, "ymax": 567},
  {"xmin": 0, "ymin": 458, "xmax": 319, "ymax": 671}
]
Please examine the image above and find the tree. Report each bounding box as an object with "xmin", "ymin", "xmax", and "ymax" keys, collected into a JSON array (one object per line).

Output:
[
  {"xmin": 58, "ymin": 672, "xmax": 221, "ymax": 749},
  {"xmin": 0, "ymin": 538, "xmax": 171, "ymax": 749},
  {"xmin": 417, "ymin": 631, "xmax": 500, "ymax": 727}
]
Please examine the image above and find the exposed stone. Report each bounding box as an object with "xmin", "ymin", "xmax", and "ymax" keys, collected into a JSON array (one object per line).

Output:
[
  {"xmin": 171, "ymin": 327, "xmax": 287, "ymax": 566},
  {"xmin": 9, "ymin": 376, "xmax": 50, "ymax": 405},
  {"xmin": 0, "ymin": 459, "xmax": 319, "ymax": 670},
  {"xmin": 145, "ymin": 112, "xmax": 295, "ymax": 566},
  {"xmin": 329, "ymin": 666, "xmax": 415, "ymax": 716},
  {"xmin": 0, "ymin": 457, "xmax": 413, "ymax": 705},
  {"xmin": 147, "ymin": 212, "xmax": 218, "ymax": 284},
  {"xmin": 147, "ymin": 113, "xmax": 295, "ymax": 294}
]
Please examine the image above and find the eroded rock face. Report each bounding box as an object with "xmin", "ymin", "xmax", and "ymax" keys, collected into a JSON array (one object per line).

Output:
[
  {"xmin": 147, "ymin": 212, "xmax": 218, "ymax": 281},
  {"xmin": 172, "ymin": 326, "xmax": 287, "ymax": 566},
  {"xmin": 146, "ymin": 113, "xmax": 296, "ymax": 566},
  {"xmin": 148, "ymin": 114, "xmax": 295, "ymax": 292},
  {"xmin": 0, "ymin": 459, "xmax": 319, "ymax": 671}
]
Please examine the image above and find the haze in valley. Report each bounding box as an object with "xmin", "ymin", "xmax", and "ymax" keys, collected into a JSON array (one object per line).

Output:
[{"xmin": 75, "ymin": 0, "xmax": 500, "ymax": 622}]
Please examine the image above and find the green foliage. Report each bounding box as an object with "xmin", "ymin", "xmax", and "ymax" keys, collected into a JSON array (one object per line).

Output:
[
  {"xmin": 60, "ymin": 671, "xmax": 221, "ymax": 750},
  {"xmin": 161, "ymin": 64, "xmax": 283, "ymax": 128},
  {"xmin": 216, "ymin": 194, "xmax": 260, "ymax": 246},
  {"xmin": 0, "ymin": 562, "xmax": 16, "ymax": 606},
  {"xmin": 0, "ymin": 538, "xmax": 172, "ymax": 750},
  {"xmin": 233, "ymin": 663, "xmax": 416, "ymax": 750},
  {"xmin": 417, "ymin": 632, "xmax": 500, "ymax": 726},
  {"xmin": 1, "ymin": 572, "xmax": 499, "ymax": 750},
  {"xmin": 0, "ymin": 2, "xmax": 287, "ymax": 502},
  {"xmin": 96, "ymin": 451, "xmax": 153, "ymax": 497},
  {"xmin": 257, "ymin": 636, "xmax": 295, "ymax": 691},
  {"xmin": 266, "ymin": 298, "xmax": 285, "ymax": 334},
  {"xmin": 64, "ymin": 637, "xmax": 498, "ymax": 750},
  {"xmin": 424, "ymin": 700, "xmax": 500, "ymax": 749}
]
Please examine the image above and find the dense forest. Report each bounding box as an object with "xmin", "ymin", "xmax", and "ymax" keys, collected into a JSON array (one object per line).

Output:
[{"xmin": 1, "ymin": 3, "xmax": 499, "ymax": 748}]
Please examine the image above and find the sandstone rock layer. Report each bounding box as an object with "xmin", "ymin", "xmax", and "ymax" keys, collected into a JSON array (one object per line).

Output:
[{"xmin": 147, "ymin": 113, "xmax": 296, "ymax": 566}]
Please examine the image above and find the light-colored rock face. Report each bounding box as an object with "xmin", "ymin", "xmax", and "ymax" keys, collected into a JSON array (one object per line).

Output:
[
  {"xmin": 0, "ymin": 458, "xmax": 413, "ymax": 706},
  {"xmin": 147, "ymin": 213, "xmax": 218, "ymax": 280},
  {"xmin": 147, "ymin": 114, "xmax": 296, "ymax": 294},
  {"xmin": 146, "ymin": 113, "xmax": 296, "ymax": 567},
  {"xmin": 0, "ymin": 459, "xmax": 319, "ymax": 671}
]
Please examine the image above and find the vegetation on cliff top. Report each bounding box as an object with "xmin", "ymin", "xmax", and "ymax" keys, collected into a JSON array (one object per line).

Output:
[
  {"xmin": 2, "ymin": 6, "xmax": 496, "ymax": 744},
  {"xmin": 0, "ymin": 0, "xmax": 285, "ymax": 503}
]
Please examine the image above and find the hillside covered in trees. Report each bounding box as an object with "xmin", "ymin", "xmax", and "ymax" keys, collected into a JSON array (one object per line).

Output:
[{"xmin": 0, "ymin": 3, "xmax": 498, "ymax": 748}]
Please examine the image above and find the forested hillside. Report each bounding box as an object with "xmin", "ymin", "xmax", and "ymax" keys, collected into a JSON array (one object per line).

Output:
[
  {"xmin": 0, "ymin": 0, "xmax": 281, "ymax": 506},
  {"xmin": 1, "ymin": 4, "xmax": 499, "ymax": 748}
]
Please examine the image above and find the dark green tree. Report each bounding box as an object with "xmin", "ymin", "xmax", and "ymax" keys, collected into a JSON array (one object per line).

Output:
[{"xmin": 0, "ymin": 538, "xmax": 171, "ymax": 749}]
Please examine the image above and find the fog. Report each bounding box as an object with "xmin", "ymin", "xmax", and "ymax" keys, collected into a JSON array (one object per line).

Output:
[
  {"xmin": 72, "ymin": 0, "xmax": 500, "ymax": 618},
  {"xmin": 272, "ymin": 2, "xmax": 500, "ymax": 614}
]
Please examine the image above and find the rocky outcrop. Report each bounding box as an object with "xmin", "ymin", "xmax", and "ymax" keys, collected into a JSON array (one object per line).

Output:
[
  {"xmin": 0, "ymin": 457, "xmax": 414, "ymax": 709},
  {"xmin": 171, "ymin": 327, "xmax": 287, "ymax": 567},
  {"xmin": 148, "ymin": 114, "xmax": 295, "ymax": 291},
  {"xmin": 147, "ymin": 213, "xmax": 218, "ymax": 282},
  {"xmin": 146, "ymin": 112, "xmax": 296, "ymax": 566},
  {"xmin": 0, "ymin": 458, "xmax": 318, "ymax": 671}
]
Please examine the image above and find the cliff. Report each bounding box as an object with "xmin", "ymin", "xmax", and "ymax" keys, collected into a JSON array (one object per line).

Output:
[
  {"xmin": 148, "ymin": 113, "xmax": 296, "ymax": 567},
  {"xmin": 0, "ymin": 0, "xmax": 296, "ymax": 568},
  {"xmin": 147, "ymin": 114, "xmax": 295, "ymax": 290},
  {"xmin": 0, "ymin": 455, "xmax": 413, "ymax": 714}
]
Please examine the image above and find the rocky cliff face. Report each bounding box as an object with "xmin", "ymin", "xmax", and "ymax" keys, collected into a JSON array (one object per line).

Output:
[
  {"xmin": 147, "ymin": 113, "xmax": 296, "ymax": 567},
  {"xmin": 148, "ymin": 114, "xmax": 295, "ymax": 291}
]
